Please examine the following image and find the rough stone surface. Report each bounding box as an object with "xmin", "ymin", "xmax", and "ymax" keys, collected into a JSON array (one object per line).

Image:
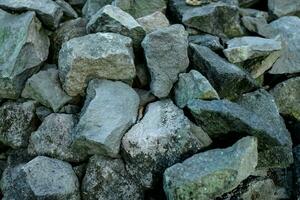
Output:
[
  {"xmin": 58, "ymin": 32, "xmax": 136, "ymax": 97},
  {"xmin": 122, "ymin": 99, "xmax": 212, "ymax": 188},
  {"xmin": 137, "ymin": 11, "xmax": 169, "ymax": 33},
  {"xmin": 73, "ymin": 80, "xmax": 139, "ymax": 157},
  {"xmin": 55, "ymin": 0, "xmax": 78, "ymax": 19},
  {"xmin": 188, "ymin": 34, "xmax": 223, "ymax": 51},
  {"xmin": 82, "ymin": 0, "xmax": 113, "ymax": 20},
  {"xmin": 294, "ymin": 145, "xmax": 300, "ymax": 199},
  {"xmin": 142, "ymin": 24, "xmax": 189, "ymax": 98},
  {"xmin": 163, "ymin": 136, "xmax": 258, "ymax": 200},
  {"xmin": 268, "ymin": 0, "xmax": 300, "ymax": 17},
  {"xmin": 0, "ymin": 10, "xmax": 49, "ymax": 99}
]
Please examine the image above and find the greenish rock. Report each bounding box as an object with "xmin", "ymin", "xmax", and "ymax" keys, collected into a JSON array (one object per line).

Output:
[
  {"xmin": 188, "ymin": 34, "xmax": 223, "ymax": 51},
  {"xmin": 189, "ymin": 44, "xmax": 258, "ymax": 99},
  {"xmin": 73, "ymin": 79, "xmax": 139, "ymax": 158},
  {"xmin": 22, "ymin": 68, "xmax": 72, "ymax": 112},
  {"xmin": 137, "ymin": 11, "xmax": 169, "ymax": 34},
  {"xmin": 0, "ymin": 10, "xmax": 49, "ymax": 99},
  {"xmin": 142, "ymin": 24, "xmax": 189, "ymax": 98},
  {"xmin": 268, "ymin": 0, "xmax": 300, "ymax": 17},
  {"xmin": 82, "ymin": 155, "xmax": 143, "ymax": 200},
  {"xmin": 58, "ymin": 32, "xmax": 135, "ymax": 97},
  {"xmin": 82, "ymin": 0, "xmax": 112, "ymax": 20},
  {"xmin": 163, "ymin": 136, "xmax": 258, "ymax": 200},
  {"xmin": 86, "ymin": 5, "xmax": 146, "ymax": 48},
  {"xmin": 122, "ymin": 99, "xmax": 212, "ymax": 188},
  {"xmin": 174, "ymin": 70, "xmax": 219, "ymax": 108}
]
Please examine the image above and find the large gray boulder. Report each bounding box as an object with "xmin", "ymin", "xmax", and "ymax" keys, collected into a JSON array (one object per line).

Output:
[
  {"xmin": 189, "ymin": 44, "xmax": 258, "ymax": 99},
  {"xmin": 1, "ymin": 156, "xmax": 80, "ymax": 200},
  {"xmin": 268, "ymin": 0, "xmax": 300, "ymax": 17},
  {"xmin": 142, "ymin": 24, "xmax": 189, "ymax": 98},
  {"xmin": 122, "ymin": 99, "xmax": 212, "ymax": 188},
  {"xmin": 0, "ymin": 0, "xmax": 63, "ymax": 29},
  {"xmin": 137, "ymin": 11, "xmax": 170, "ymax": 34},
  {"xmin": 58, "ymin": 32, "xmax": 136, "ymax": 97},
  {"xmin": 163, "ymin": 136, "xmax": 258, "ymax": 200},
  {"xmin": 82, "ymin": 155, "xmax": 143, "ymax": 200},
  {"xmin": 82, "ymin": 0, "xmax": 113, "ymax": 20},
  {"xmin": 73, "ymin": 80, "xmax": 139, "ymax": 158},
  {"xmin": 0, "ymin": 10, "xmax": 49, "ymax": 99}
]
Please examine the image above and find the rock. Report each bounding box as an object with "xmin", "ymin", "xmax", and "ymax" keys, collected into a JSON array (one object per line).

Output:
[
  {"xmin": 60, "ymin": 104, "xmax": 81, "ymax": 114},
  {"xmin": 58, "ymin": 32, "xmax": 135, "ymax": 96},
  {"xmin": 66, "ymin": 0, "xmax": 86, "ymax": 6},
  {"xmin": 241, "ymin": 16, "xmax": 274, "ymax": 37},
  {"xmin": 163, "ymin": 136, "xmax": 258, "ymax": 200},
  {"xmin": 174, "ymin": 70, "xmax": 219, "ymax": 108},
  {"xmin": 268, "ymin": 0, "xmax": 300, "ymax": 18},
  {"xmin": 189, "ymin": 44, "xmax": 258, "ymax": 99},
  {"xmin": 122, "ymin": 99, "xmax": 212, "ymax": 188},
  {"xmin": 134, "ymin": 89, "xmax": 156, "ymax": 107},
  {"xmin": 1, "ymin": 156, "xmax": 80, "ymax": 200},
  {"xmin": 142, "ymin": 24, "xmax": 189, "ymax": 98},
  {"xmin": 188, "ymin": 34, "xmax": 224, "ymax": 51},
  {"xmin": 223, "ymin": 36, "xmax": 282, "ymax": 63},
  {"xmin": 55, "ymin": 0, "xmax": 78, "ymax": 18},
  {"xmin": 35, "ymin": 106, "xmax": 52, "ymax": 121},
  {"xmin": 73, "ymin": 80, "xmax": 139, "ymax": 157},
  {"xmin": 82, "ymin": 155, "xmax": 143, "ymax": 200},
  {"xmin": 112, "ymin": 0, "xmax": 166, "ymax": 18},
  {"xmin": 238, "ymin": 0, "xmax": 259, "ymax": 7},
  {"xmin": 0, "ymin": 10, "xmax": 49, "ymax": 99},
  {"xmin": 0, "ymin": 0, "xmax": 63, "ymax": 29},
  {"xmin": 22, "ymin": 68, "xmax": 72, "ymax": 112},
  {"xmin": 270, "ymin": 77, "xmax": 300, "ymax": 121},
  {"xmin": 86, "ymin": 5, "xmax": 146, "ymax": 48},
  {"xmin": 137, "ymin": 11, "xmax": 169, "ymax": 33},
  {"xmin": 293, "ymin": 145, "xmax": 300, "ymax": 199},
  {"xmin": 82, "ymin": 0, "xmax": 112, "ymax": 20},
  {"xmin": 0, "ymin": 101, "xmax": 36, "ymax": 148},
  {"xmin": 28, "ymin": 113, "xmax": 86, "ymax": 162},
  {"xmin": 185, "ymin": 0, "xmax": 217, "ymax": 6}
]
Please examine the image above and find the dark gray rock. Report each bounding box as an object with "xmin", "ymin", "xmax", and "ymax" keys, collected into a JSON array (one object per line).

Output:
[
  {"xmin": 66, "ymin": 0, "xmax": 86, "ymax": 6},
  {"xmin": 137, "ymin": 11, "xmax": 169, "ymax": 34},
  {"xmin": 82, "ymin": 0, "xmax": 112, "ymax": 20},
  {"xmin": 238, "ymin": 0, "xmax": 259, "ymax": 7},
  {"xmin": 35, "ymin": 106, "xmax": 52, "ymax": 121},
  {"xmin": 55, "ymin": 0, "xmax": 78, "ymax": 19},
  {"xmin": 188, "ymin": 34, "xmax": 223, "ymax": 51},
  {"xmin": 268, "ymin": 0, "xmax": 300, "ymax": 17},
  {"xmin": 293, "ymin": 145, "xmax": 300, "ymax": 199}
]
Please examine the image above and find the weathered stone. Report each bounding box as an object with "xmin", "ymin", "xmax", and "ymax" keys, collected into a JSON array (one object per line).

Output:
[
  {"xmin": 73, "ymin": 80, "xmax": 139, "ymax": 157},
  {"xmin": 60, "ymin": 104, "xmax": 81, "ymax": 114},
  {"xmin": 142, "ymin": 24, "xmax": 189, "ymax": 98},
  {"xmin": 35, "ymin": 106, "xmax": 52, "ymax": 121},
  {"xmin": 122, "ymin": 100, "xmax": 212, "ymax": 188},
  {"xmin": 0, "ymin": 10, "xmax": 49, "ymax": 99},
  {"xmin": 66, "ymin": 0, "xmax": 86, "ymax": 6},
  {"xmin": 134, "ymin": 89, "xmax": 156, "ymax": 107},
  {"xmin": 163, "ymin": 136, "xmax": 258, "ymax": 200},
  {"xmin": 1, "ymin": 156, "xmax": 80, "ymax": 200},
  {"xmin": 268, "ymin": 0, "xmax": 300, "ymax": 17},
  {"xmin": 86, "ymin": 5, "xmax": 145, "ymax": 48},
  {"xmin": 270, "ymin": 77, "xmax": 300, "ymax": 121},
  {"xmin": 174, "ymin": 70, "xmax": 219, "ymax": 108},
  {"xmin": 238, "ymin": 0, "xmax": 259, "ymax": 7},
  {"xmin": 137, "ymin": 11, "xmax": 169, "ymax": 33},
  {"xmin": 82, "ymin": 155, "xmax": 143, "ymax": 200},
  {"xmin": 82, "ymin": 0, "xmax": 112, "ymax": 20},
  {"xmin": 55, "ymin": 0, "xmax": 78, "ymax": 18},
  {"xmin": 293, "ymin": 145, "xmax": 300, "ymax": 199},
  {"xmin": 0, "ymin": 0, "xmax": 63, "ymax": 29},
  {"xmin": 189, "ymin": 44, "xmax": 258, "ymax": 99},
  {"xmin": 22, "ymin": 68, "xmax": 72, "ymax": 112},
  {"xmin": 185, "ymin": 0, "xmax": 217, "ymax": 6},
  {"xmin": 0, "ymin": 101, "xmax": 36, "ymax": 148},
  {"xmin": 58, "ymin": 32, "xmax": 135, "ymax": 96},
  {"xmin": 188, "ymin": 34, "xmax": 223, "ymax": 51}
]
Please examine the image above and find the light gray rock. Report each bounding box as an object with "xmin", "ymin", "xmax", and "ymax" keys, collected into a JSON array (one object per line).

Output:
[
  {"xmin": 0, "ymin": 0, "xmax": 63, "ymax": 29},
  {"xmin": 0, "ymin": 10, "xmax": 49, "ymax": 99},
  {"xmin": 188, "ymin": 34, "xmax": 224, "ymax": 51},
  {"xmin": 1, "ymin": 156, "xmax": 80, "ymax": 200},
  {"xmin": 122, "ymin": 99, "xmax": 212, "ymax": 188},
  {"xmin": 142, "ymin": 24, "xmax": 189, "ymax": 98},
  {"xmin": 55, "ymin": 0, "xmax": 78, "ymax": 19},
  {"xmin": 73, "ymin": 80, "xmax": 139, "ymax": 157},
  {"xmin": 86, "ymin": 5, "xmax": 145, "ymax": 48},
  {"xmin": 82, "ymin": 0, "xmax": 112, "ymax": 20},
  {"xmin": 137, "ymin": 11, "xmax": 169, "ymax": 33},
  {"xmin": 82, "ymin": 155, "xmax": 143, "ymax": 200},
  {"xmin": 163, "ymin": 136, "xmax": 258, "ymax": 200},
  {"xmin": 58, "ymin": 32, "xmax": 135, "ymax": 96},
  {"xmin": 189, "ymin": 44, "xmax": 258, "ymax": 99},
  {"xmin": 22, "ymin": 68, "xmax": 72, "ymax": 112},
  {"xmin": 268, "ymin": 0, "xmax": 300, "ymax": 17},
  {"xmin": 174, "ymin": 70, "xmax": 219, "ymax": 108}
]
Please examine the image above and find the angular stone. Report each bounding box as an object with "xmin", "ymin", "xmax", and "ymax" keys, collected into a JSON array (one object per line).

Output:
[
  {"xmin": 122, "ymin": 100, "xmax": 212, "ymax": 188},
  {"xmin": 174, "ymin": 70, "xmax": 219, "ymax": 108},
  {"xmin": 270, "ymin": 77, "xmax": 300, "ymax": 121},
  {"xmin": 189, "ymin": 44, "xmax": 258, "ymax": 99},
  {"xmin": 58, "ymin": 32, "xmax": 135, "ymax": 96},
  {"xmin": 0, "ymin": 101, "xmax": 36, "ymax": 148},
  {"xmin": 66, "ymin": 0, "xmax": 86, "ymax": 6},
  {"xmin": 73, "ymin": 80, "xmax": 139, "ymax": 157},
  {"xmin": 1, "ymin": 156, "xmax": 80, "ymax": 200},
  {"xmin": 0, "ymin": 0, "xmax": 63, "ymax": 29},
  {"xmin": 55, "ymin": 0, "xmax": 78, "ymax": 19},
  {"xmin": 22, "ymin": 68, "xmax": 72, "ymax": 112},
  {"xmin": 35, "ymin": 106, "xmax": 52, "ymax": 121},
  {"xmin": 82, "ymin": 0, "xmax": 112, "ymax": 20},
  {"xmin": 238, "ymin": 0, "xmax": 259, "ymax": 7},
  {"xmin": 163, "ymin": 136, "xmax": 258, "ymax": 200},
  {"xmin": 188, "ymin": 34, "xmax": 223, "ymax": 51},
  {"xmin": 137, "ymin": 11, "xmax": 169, "ymax": 33},
  {"xmin": 0, "ymin": 10, "xmax": 49, "ymax": 99},
  {"xmin": 82, "ymin": 155, "xmax": 143, "ymax": 200},
  {"xmin": 142, "ymin": 24, "xmax": 189, "ymax": 98},
  {"xmin": 268, "ymin": 0, "xmax": 300, "ymax": 17},
  {"xmin": 86, "ymin": 5, "xmax": 145, "ymax": 48}
]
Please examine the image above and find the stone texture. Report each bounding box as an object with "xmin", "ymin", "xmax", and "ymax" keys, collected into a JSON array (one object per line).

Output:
[
  {"xmin": 73, "ymin": 80, "xmax": 139, "ymax": 157},
  {"xmin": 82, "ymin": 0, "xmax": 113, "ymax": 20},
  {"xmin": 0, "ymin": 10, "xmax": 49, "ymax": 99},
  {"xmin": 163, "ymin": 136, "xmax": 258, "ymax": 200},
  {"xmin": 142, "ymin": 24, "xmax": 189, "ymax": 98},
  {"xmin": 268, "ymin": 0, "xmax": 300, "ymax": 17},
  {"xmin": 137, "ymin": 11, "xmax": 169, "ymax": 33},
  {"xmin": 55, "ymin": 0, "xmax": 78, "ymax": 19},
  {"xmin": 174, "ymin": 70, "xmax": 219, "ymax": 108},
  {"xmin": 293, "ymin": 145, "xmax": 300, "ymax": 199},
  {"xmin": 122, "ymin": 100, "xmax": 212, "ymax": 188},
  {"xmin": 188, "ymin": 34, "xmax": 223, "ymax": 51},
  {"xmin": 82, "ymin": 155, "xmax": 143, "ymax": 200},
  {"xmin": 238, "ymin": 0, "xmax": 259, "ymax": 7},
  {"xmin": 58, "ymin": 32, "xmax": 135, "ymax": 97}
]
